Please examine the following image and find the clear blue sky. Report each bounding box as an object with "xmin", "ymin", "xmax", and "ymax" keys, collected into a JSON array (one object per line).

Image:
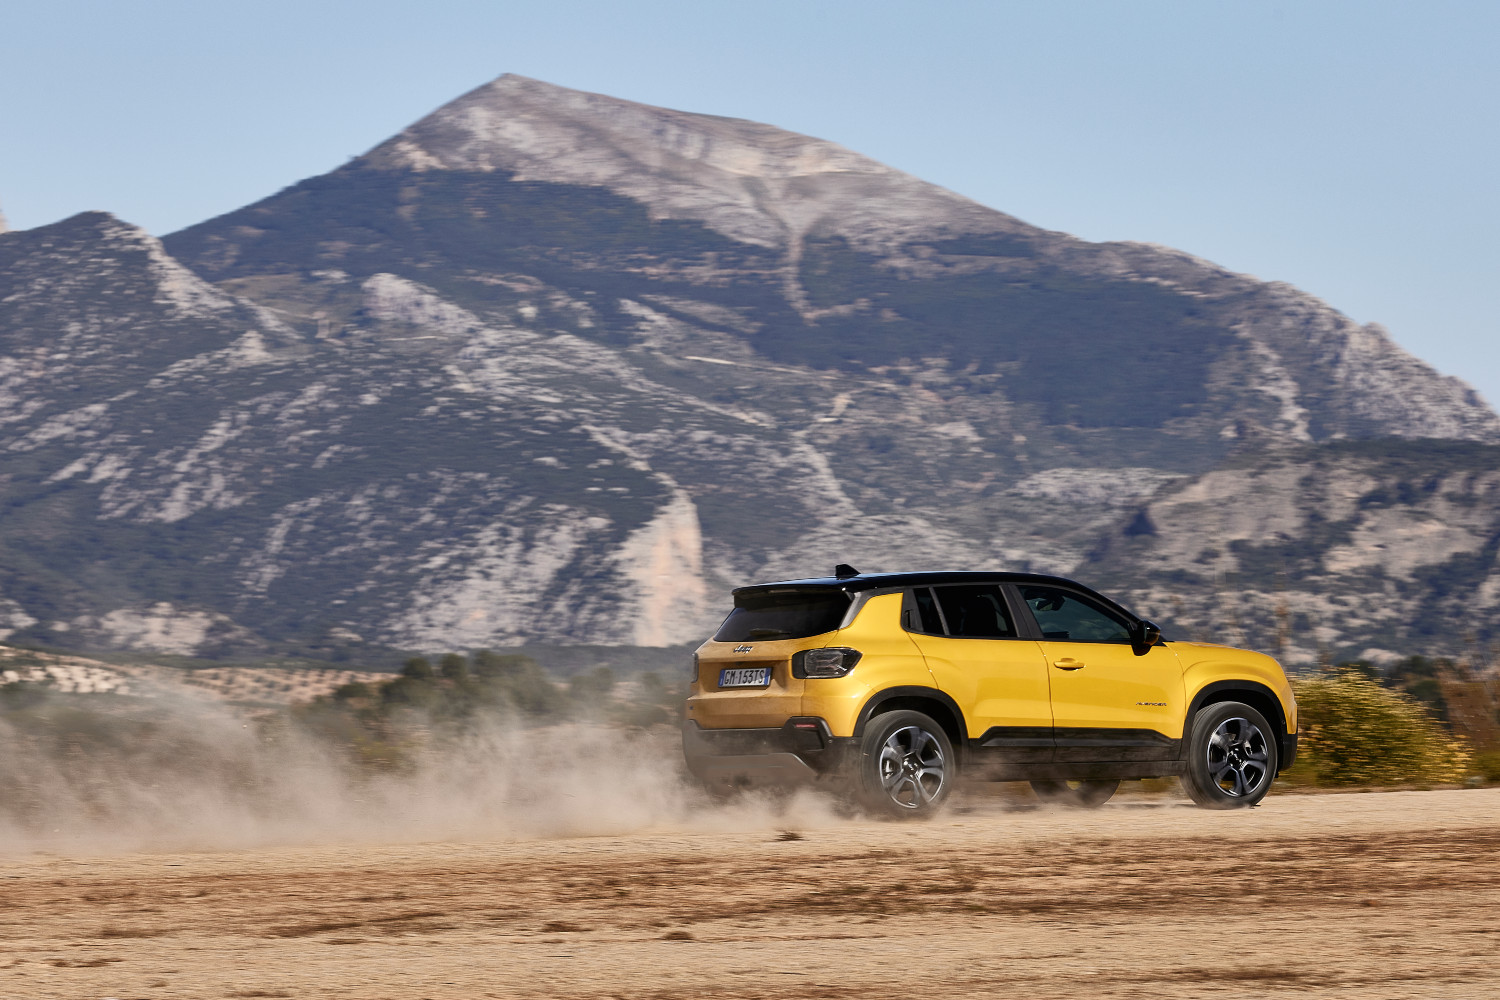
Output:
[{"xmin": 4, "ymin": 0, "xmax": 1496, "ymax": 404}]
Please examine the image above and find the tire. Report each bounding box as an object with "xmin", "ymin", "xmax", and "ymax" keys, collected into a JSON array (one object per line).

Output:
[
  {"xmin": 1030, "ymin": 779, "xmax": 1120, "ymax": 808},
  {"xmin": 1182, "ymin": 700, "xmax": 1278, "ymax": 809},
  {"xmin": 855, "ymin": 710, "xmax": 955, "ymax": 819}
]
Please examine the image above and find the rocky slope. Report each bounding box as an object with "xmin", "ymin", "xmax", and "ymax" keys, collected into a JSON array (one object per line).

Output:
[
  {"xmin": 1089, "ymin": 441, "xmax": 1500, "ymax": 661},
  {"xmin": 0, "ymin": 214, "xmax": 719, "ymax": 653},
  {"xmin": 2, "ymin": 76, "xmax": 1496, "ymax": 663}
]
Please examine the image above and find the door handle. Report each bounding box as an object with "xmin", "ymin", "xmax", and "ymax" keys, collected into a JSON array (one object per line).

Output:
[{"xmin": 1052, "ymin": 658, "xmax": 1085, "ymax": 670}]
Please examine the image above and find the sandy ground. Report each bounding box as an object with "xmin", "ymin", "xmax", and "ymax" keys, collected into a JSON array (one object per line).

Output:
[{"xmin": 3, "ymin": 787, "xmax": 1498, "ymax": 1000}]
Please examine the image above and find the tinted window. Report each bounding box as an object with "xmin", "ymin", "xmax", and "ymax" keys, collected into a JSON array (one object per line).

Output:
[
  {"xmin": 934, "ymin": 585, "xmax": 1015, "ymax": 639},
  {"xmin": 905, "ymin": 587, "xmax": 945, "ymax": 634},
  {"xmin": 1021, "ymin": 586, "xmax": 1132, "ymax": 642},
  {"xmin": 715, "ymin": 589, "xmax": 851, "ymax": 642}
]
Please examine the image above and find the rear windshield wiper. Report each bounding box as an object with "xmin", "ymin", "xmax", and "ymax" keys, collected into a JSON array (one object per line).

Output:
[{"xmin": 746, "ymin": 628, "xmax": 792, "ymax": 639}]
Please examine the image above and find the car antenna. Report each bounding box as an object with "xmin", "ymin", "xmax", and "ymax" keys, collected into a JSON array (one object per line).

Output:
[{"xmin": 834, "ymin": 563, "xmax": 859, "ymax": 578}]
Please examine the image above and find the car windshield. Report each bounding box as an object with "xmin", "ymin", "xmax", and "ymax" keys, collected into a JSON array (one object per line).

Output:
[{"xmin": 714, "ymin": 589, "xmax": 852, "ymax": 642}]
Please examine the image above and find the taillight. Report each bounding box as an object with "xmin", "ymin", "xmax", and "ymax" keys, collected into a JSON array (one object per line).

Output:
[
  {"xmin": 792, "ymin": 647, "xmax": 862, "ymax": 679},
  {"xmin": 690, "ymin": 651, "xmax": 700, "ymax": 678}
]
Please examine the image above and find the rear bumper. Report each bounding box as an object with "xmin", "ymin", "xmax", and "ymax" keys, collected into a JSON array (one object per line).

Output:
[{"xmin": 682, "ymin": 718, "xmax": 857, "ymax": 786}]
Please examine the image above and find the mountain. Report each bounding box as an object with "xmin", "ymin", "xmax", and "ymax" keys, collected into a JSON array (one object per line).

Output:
[
  {"xmin": 1090, "ymin": 441, "xmax": 1500, "ymax": 664},
  {"xmin": 0, "ymin": 212, "xmax": 707, "ymax": 654},
  {"xmin": 2, "ymin": 75, "xmax": 1497, "ymax": 663}
]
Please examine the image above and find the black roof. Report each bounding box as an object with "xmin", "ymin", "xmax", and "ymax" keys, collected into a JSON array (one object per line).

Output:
[
  {"xmin": 734, "ymin": 570, "xmax": 1089, "ymax": 596},
  {"xmin": 731, "ymin": 569, "xmax": 1142, "ymax": 622}
]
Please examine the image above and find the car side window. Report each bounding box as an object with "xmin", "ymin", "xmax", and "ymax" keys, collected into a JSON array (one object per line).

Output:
[
  {"xmin": 902, "ymin": 587, "xmax": 947, "ymax": 634},
  {"xmin": 933, "ymin": 585, "xmax": 1016, "ymax": 639},
  {"xmin": 913, "ymin": 587, "xmax": 945, "ymax": 634},
  {"xmin": 1021, "ymin": 585, "xmax": 1132, "ymax": 643}
]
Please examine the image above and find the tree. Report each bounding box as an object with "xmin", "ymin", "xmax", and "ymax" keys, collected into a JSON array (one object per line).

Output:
[
  {"xmin": 439, "ymin": 653, "xmax": 469, "ymax": 681},
  {"xmin": 471, "ymin": 649, "xmax": 531, "ymax": 678},
  {"xmin": 569, "ymin": 666, "xmax": 615, "ymax": 703},
  {"xmin": 333, "ymin": 681, "xmax": 373, "ymax": 701},
  {"xmin": 400, "ymin": 657, "xmax": 434, "ymax": 680}
]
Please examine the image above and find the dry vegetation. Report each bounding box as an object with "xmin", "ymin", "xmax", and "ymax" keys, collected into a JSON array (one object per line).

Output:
[{"xmin": 0, "ymin": 645, "xmax": 381, "ymax": 705}]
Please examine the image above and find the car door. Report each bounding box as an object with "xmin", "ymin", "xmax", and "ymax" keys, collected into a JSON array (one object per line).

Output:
[
  {"xmin": 1014, "ymin": 583, "xmax": 1185, "ymax": 762},
  {"xmin": 903, "ymin": 584, "xmax": 1052, "ymax": 762}
]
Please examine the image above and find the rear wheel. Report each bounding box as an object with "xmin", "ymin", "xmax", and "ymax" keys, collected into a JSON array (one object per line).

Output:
[
  {"xmin": 855, "ymin": 710, "xmax": 954, "ymax": 819},
  {"xmin": 1030, "ymin": 779, "xmax": 1120, "ymax": 808},
  {"xmin": 1182, "ymin": 701, "xmax": 1278, "ymax": 809}
]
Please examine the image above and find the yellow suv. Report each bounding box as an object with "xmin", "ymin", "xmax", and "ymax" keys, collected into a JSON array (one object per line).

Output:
[{"xmin": 683, "ymin": 567, "xmax": 1296, "ymax": 815}]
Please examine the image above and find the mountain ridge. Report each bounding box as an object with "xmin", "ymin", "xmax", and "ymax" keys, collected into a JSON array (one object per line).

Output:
[
  {"xmin": 2, "ymin": 77, "xmax": 1497, "ymax": 663},
  {"xmin": 358, "ymin": 74, "xmax": 1020, "ymax": 256}
]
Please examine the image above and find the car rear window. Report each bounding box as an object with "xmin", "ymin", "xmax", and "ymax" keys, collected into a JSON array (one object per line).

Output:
[{"xmin": 714, "ymin": 589, "xmax": 852, "ymax": 642}]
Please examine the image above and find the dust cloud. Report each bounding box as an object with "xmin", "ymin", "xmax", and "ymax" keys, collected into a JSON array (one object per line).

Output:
[{"xmin": 0, "ymin": 695, "xmax": 841, "ymax": 855}]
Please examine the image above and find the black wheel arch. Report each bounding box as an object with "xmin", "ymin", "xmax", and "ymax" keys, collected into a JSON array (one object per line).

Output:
[
  {"xmin": 1184, "ymin": 680, "xmax": 1293, "ymax": 772},
  {"xmin": 854, "ymin": 686, "xmax": 968, "ymax": 761}
]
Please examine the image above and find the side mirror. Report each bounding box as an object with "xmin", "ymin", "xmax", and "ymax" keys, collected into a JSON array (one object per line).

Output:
[{"xmin": 1133, "ymin": 620, "xmax": 1162, "ymax": 648}]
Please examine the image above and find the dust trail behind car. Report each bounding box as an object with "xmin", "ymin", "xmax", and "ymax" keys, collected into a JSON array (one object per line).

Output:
[{"xmin": 0, "ymin": 689, "xmax": 843, "ymax": 855}]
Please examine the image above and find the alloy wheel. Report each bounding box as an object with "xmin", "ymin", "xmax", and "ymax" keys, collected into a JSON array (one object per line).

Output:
[
  {"xmin": 876, "ymin": 725, "xmax": 946, "ymax": 809},
  {"xmin": 1206, "ymin": 716, "xmax": 1270, "ymax": 798}
]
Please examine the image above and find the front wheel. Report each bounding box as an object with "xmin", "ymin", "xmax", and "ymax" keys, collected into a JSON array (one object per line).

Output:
[
  {"xmin": 1030, "ymin": 779, "xmax": 1120, "ymax": 808},
  {"xmin": 855, "ymin": 710, "xmax": 955, "ymax": 819},
  {"xmin": 1182, "ymin": 701, "xmax": 1278, "ymax": 809}
]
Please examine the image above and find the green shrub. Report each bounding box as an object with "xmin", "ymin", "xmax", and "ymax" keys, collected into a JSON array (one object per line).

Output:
[
  {"xmin": 400, "ymin": 657, "xmax": 434, "ymax": 680},
  {"xmin": 382, "ymin": 674, "xmax": 442, "ymax": 709},
  {"xmin": 438, "ymin": 653, "xmax": 469, "ymax": 681},
  {"xmin": 568, "ymin": 666, "xmax": 615, "ymax": 704},
  {"xmin": 471, "ymin": 650, "xmax": 531, "ymax": 678},
  {"xmin": 1474, "ymin": 750, "xmax": 1500, "ymax": 784},
  {"xmin": 497, "ymin": 659, "xmax": 569, "ymax": 716},
  {"xmin": 332, "ymin": 681, "xmax": 373, "ymax": 702},
  {"xmin": 1, "ymin": 680, "xmax": 52, "ymax": 710},
  {"xmin": 1288, "ymin": 670, "xmax": 1472, "ymax": 786}
]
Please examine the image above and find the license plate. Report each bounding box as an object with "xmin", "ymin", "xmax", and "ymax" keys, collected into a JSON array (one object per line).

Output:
[{"xmin": 719, "ymin": 666, "xmax": 771, "ymax": 688}]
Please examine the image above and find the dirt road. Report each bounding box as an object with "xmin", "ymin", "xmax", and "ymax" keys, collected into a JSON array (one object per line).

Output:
[{"xmin": 3, "ymin": 787, "xmax": 1498, "ymax": 999}]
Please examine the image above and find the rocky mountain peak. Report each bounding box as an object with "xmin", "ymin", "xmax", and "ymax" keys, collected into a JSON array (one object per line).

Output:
[
  {"xmin": 356, "ymin": 74, "xmax": 1018, "ymax": 250},
  {"xmin": 9, "ymin": 78, "xmax": 1493, "ymax": 663}
]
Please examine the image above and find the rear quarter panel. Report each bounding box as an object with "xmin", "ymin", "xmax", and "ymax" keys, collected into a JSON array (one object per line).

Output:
[{"xmin": 800, "ymin": 593, "xmax": 936, "ymax": 738}]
